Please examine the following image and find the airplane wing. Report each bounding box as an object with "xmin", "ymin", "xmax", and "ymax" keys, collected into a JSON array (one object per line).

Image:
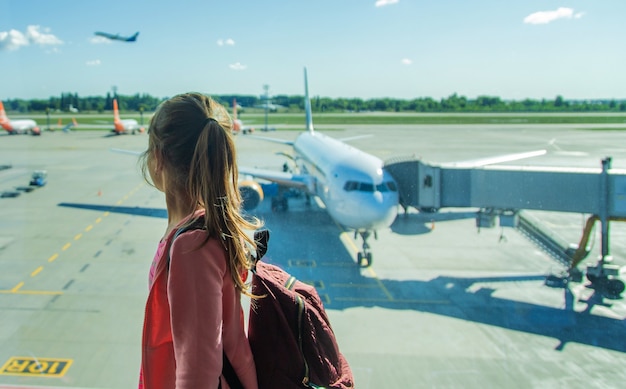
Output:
[
  {"xmin": 444, "ymin": 149, "xmax": 547, "ymax": 168},
  {"xmin": 111, "ymin": 148, "xmax": 313, "ymax": 193},
  {"xmin": 239, "ymin": 166, "xmax": 312, "ymax": 192},
  {"xmin": 246, "ymin": 135, "xmax": 294, "ymax": 146}
]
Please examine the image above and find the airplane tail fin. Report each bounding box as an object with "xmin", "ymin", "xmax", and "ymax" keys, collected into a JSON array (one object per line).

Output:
[
  {"xmin": 304, "ymin": 67, "xmax": 314, "ymax": 133},
  {"xmin": 113, "ymin": 99, "xmax": 121, "ymax": 123},
  {"xmin": 0, "ymin": 101, "xmax": 8, "ymax": 124},
  {"xmin": 129, "ymin": 32, "xmax": 139, "ymax": 41}
]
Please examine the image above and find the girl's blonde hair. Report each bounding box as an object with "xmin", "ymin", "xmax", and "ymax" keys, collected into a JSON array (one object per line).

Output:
[{"xmin": 140, "ymin": 92, "xmax": 262, "ymax": 293}]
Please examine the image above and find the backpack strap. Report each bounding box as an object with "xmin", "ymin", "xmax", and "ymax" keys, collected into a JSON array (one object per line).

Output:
[{"xmin": 167, "ymin": 219, "xmax": 244, "ymax": 389}]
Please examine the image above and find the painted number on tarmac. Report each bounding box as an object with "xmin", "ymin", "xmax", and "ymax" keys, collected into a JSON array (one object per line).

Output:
[{"xmin": 0, "ymin": 357, "xmax": 73, "ymax": 377}]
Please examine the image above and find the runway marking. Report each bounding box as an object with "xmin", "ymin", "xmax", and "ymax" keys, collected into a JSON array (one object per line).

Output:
[
  {"xmin": 4, "ymin": 185, "xmax": 144, "ymax": 295},
  {"xmin": 62, "ymin": 280, "xmax": 74, "ymax": 290},
  {"xmin": 30, "ymin": 267, "xmax": 43, "ymax": 277},
  {"xmin": 0, "ymin": 289, "xmax": 63, "ymax": 295},
  {"xmin": 337, "ymin": 231, "xmax": 395, "ymax": 300},
  {"xmin": 0, "ymin": 357, "xmax": 73, "ymax": 378},
  {"xmin": 10, "ymin": 282, "xmax": 23, "ymax": 293}
]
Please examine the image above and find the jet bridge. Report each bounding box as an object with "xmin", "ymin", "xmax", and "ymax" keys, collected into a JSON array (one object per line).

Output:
[{"xmin": 384, "ymin": 156, "xmax": 626, "ymax": 297}]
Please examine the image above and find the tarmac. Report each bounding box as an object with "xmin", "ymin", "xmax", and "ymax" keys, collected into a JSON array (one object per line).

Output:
[{"xmin": 0, "ymin": 124, "xmax": 625, "ymax": 388}]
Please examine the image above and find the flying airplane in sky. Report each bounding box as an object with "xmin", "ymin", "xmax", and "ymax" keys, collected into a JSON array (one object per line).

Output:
[
  {"xmin": 112, "ymin": 99, "xmax": 144, "ymax": 135},
  {"xmin": 232, "ymin": 98, "xmax": 254, "ymax": 135},
  {"xmin": 94, "ymin": 31, "xmax": 139, "ymax": 42},
  {"xmin": 0, "ymin": 101, "xmax": 41, "ymax": 135}
]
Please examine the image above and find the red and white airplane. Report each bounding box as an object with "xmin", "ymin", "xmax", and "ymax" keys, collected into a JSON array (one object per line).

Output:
[
  {"xmin": 0, "ymin": 101, "xmax": 41, "ymax": 135},
  {"xmin": 231, "ymin": 98, "xmax": 254, "ymax": 135},
  {"xmin": 112, "ymin": 99, "xmax": 144, "ymax": 135}
]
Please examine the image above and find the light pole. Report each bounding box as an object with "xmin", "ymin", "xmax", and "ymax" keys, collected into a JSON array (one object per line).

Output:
[{"xmin": 263, "ymin": 84, "xmax": 269, "ymax": 132}]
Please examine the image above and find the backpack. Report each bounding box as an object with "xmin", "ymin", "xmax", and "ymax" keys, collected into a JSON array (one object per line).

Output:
[{"xmin": 248, "ymin": 229, "xmax": 354, "ymax": 389}]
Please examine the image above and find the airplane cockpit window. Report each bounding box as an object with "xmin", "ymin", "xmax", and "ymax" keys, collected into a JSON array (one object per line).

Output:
[{"xmin": 344, "ymin": 180, "xmax": 398, "ymax": 192}]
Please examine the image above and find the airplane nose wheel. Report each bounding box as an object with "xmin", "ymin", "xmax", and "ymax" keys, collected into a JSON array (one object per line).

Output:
[{"xmin": 355, "ymin": 231, "xmax": 373, "ymax": 267}]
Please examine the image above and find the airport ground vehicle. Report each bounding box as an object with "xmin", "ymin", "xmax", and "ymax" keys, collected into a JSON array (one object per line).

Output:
[{"xmin": 29, "ymin": 170, "xmax": 47, "ymax": 187}]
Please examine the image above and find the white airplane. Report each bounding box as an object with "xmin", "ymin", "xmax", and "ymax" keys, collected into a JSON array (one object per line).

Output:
[
  {"xmin": 237, "ymin": 68, "xmax": 400, "ymax": 266},
  {"xmin": 0, "ymin": 101, "xmax": 41, "ymax": 135},
  {"xmin": 112, "ymin": 99, "xmax": 144, "ymax": 135},
  {"xmin": 232, "ymin": 98, "xmax": 254, "ymax": 135}
]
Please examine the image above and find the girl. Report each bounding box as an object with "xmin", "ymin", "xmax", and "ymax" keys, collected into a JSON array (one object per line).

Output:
[{"xmin": 138, "ymin": 93, "xmax": 261, "ymax": 389}]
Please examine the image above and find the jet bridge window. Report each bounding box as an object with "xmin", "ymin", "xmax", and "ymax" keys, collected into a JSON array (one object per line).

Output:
[{"xmin": 344, "ymin": 180, "xmax": 398, "ymax": 192}]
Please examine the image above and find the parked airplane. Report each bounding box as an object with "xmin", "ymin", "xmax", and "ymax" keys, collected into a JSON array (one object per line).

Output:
[
  {"xmin": 232, "ymin": 98, "xmax": 254, "ymax": 135},
  {"xmin": 0, "ymin": 101, "xmax": 41, "ymax": 135},
  {"xmin": 94, "ymin": 31, "xmax": 139, "ymax": 42},
  {"xmin": 112, "ymin": 99, "xmax": 144, "ymax": 135},
  {"xmin": 236, "ymin": 69, "xmax": 399, "ymax": 266}
]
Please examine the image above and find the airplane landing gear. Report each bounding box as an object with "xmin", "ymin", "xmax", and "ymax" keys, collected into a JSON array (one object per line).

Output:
[{"xmin": 355, "ymin": 230, "xmax": 375, "ymax": 267}]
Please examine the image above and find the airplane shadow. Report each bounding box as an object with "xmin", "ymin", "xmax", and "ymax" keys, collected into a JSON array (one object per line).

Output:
[
  {"xmin": 58, "ymin": 197, "xmax": 626, "ymax": 353},
  {"xmin": 58, "ymin": 202, "xmax": 167, "ymax": 218}
]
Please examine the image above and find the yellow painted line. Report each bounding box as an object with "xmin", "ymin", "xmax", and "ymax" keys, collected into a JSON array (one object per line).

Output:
[
  {"xmin": 116, "ymin": 200, "xmax": 123, "ymax": 205},
  {"xmin": 48, "ymin": 253, "xmax": 59, "ymax": 263},
  {"xmin": 0, "ymin": 289, "xmax": 63, "ymax": 295},
  {"xmin": 30, "ymin": 266, "xmax": 43, "ymax": 277},
  {"xmin": 103, "ymin": 211, "xmax": 110, "ymax": 217},
  {"xmin": 85, "ymin": 225, "xmax": 93, "ymax": 232},
  {"xmin": 74, "ymin": 233, "xmax": 82, "ymax": 241},
  {"xmin": 61, "ymin": 243, "xmax": 71, "ymax": 251},
  {"xmin": 95, "ymin": 217, "xmax": 102, "ymax": 224},
  {"xmin": 10, "ymin": 282, "xmax": 24, "ymax": 293},
  {"xmin": 366, "ymin": 267, "xmax": 394, "ymax": 300},
  {"xmin": 337, "ymin": 230, "xmax": 395, "ymax": 301}
]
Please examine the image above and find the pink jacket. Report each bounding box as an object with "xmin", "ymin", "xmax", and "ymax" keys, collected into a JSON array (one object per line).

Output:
[{"xmin": 141, "ymin": 218, "xmax": 258, "ymax": 389}]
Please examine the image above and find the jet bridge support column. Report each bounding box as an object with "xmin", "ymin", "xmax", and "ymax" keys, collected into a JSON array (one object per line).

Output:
[{"xmin": 585, "ymin": 157, "xmax": 623, "ymax": 296}]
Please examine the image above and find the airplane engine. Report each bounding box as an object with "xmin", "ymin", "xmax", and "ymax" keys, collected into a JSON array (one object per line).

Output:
[{"xmin": 239, "ymin": 180, "xmax": 264, "ymax": 211}]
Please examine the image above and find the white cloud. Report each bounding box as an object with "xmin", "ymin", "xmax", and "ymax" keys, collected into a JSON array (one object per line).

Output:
[
  {"xmin": 0, "ymin": 29, "xmax": 29, "ymax": 51},
  {"xmin": 401, "ymin": 58, "xmax": 412, "ymax": 65},
  {"xmin": 0, "ymin": 25, "xmax": 62, "ymax": 51},
  {"xmin": 217, "ymin": 38, "xmax": 235, "ymax": 46},
  {"xmin": 90, "ymin": 36, "xmax": 111, "ymax": 44},
  {"xmin": 375, "ymin": 0, "xmax": 399, "ymax": 7},
  {"xmin": 86, "ymin": 59, "xmax": 101, "ymax": 66},
  {"xmin": 26, "ymin": 25, "xmax": 63, "ymax": 45},
  {"xmin": 229, "ymin": 62, "xmax": 247, "ymax": 70},
  {"xmin": 523, "ymin": 7, "xmax": 582, "ymax": 24}
]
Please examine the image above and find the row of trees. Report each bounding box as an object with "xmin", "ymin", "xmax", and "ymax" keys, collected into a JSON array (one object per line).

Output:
[{"xmin": 3, "ymin": 92, "xmax": 626, "ymax": 113}]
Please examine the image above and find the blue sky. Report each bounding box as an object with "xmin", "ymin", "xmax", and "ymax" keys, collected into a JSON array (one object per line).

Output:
[{"xmin": 1, "ymin": 0, "xmax": 625, "ymax": 101}]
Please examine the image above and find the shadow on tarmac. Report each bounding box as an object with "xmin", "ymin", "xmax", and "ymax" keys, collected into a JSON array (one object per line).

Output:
[{"xmin": 58, "ymin": 198, "xmax": 626, "ymax": 354}]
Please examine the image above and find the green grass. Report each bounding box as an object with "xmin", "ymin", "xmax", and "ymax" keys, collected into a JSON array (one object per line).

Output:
[{"xmin": 37, "ymin": 112, "xmax": 626, "ymax": 130}]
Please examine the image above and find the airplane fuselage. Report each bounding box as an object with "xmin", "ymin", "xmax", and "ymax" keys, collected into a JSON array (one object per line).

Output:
[
  {"xmin": 1, "ymin": 119, "xmax": 40, "ymax": 135},
  {"xmin": 293, "ymin": 131, "xmax": 399, "ymax": 231}
]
